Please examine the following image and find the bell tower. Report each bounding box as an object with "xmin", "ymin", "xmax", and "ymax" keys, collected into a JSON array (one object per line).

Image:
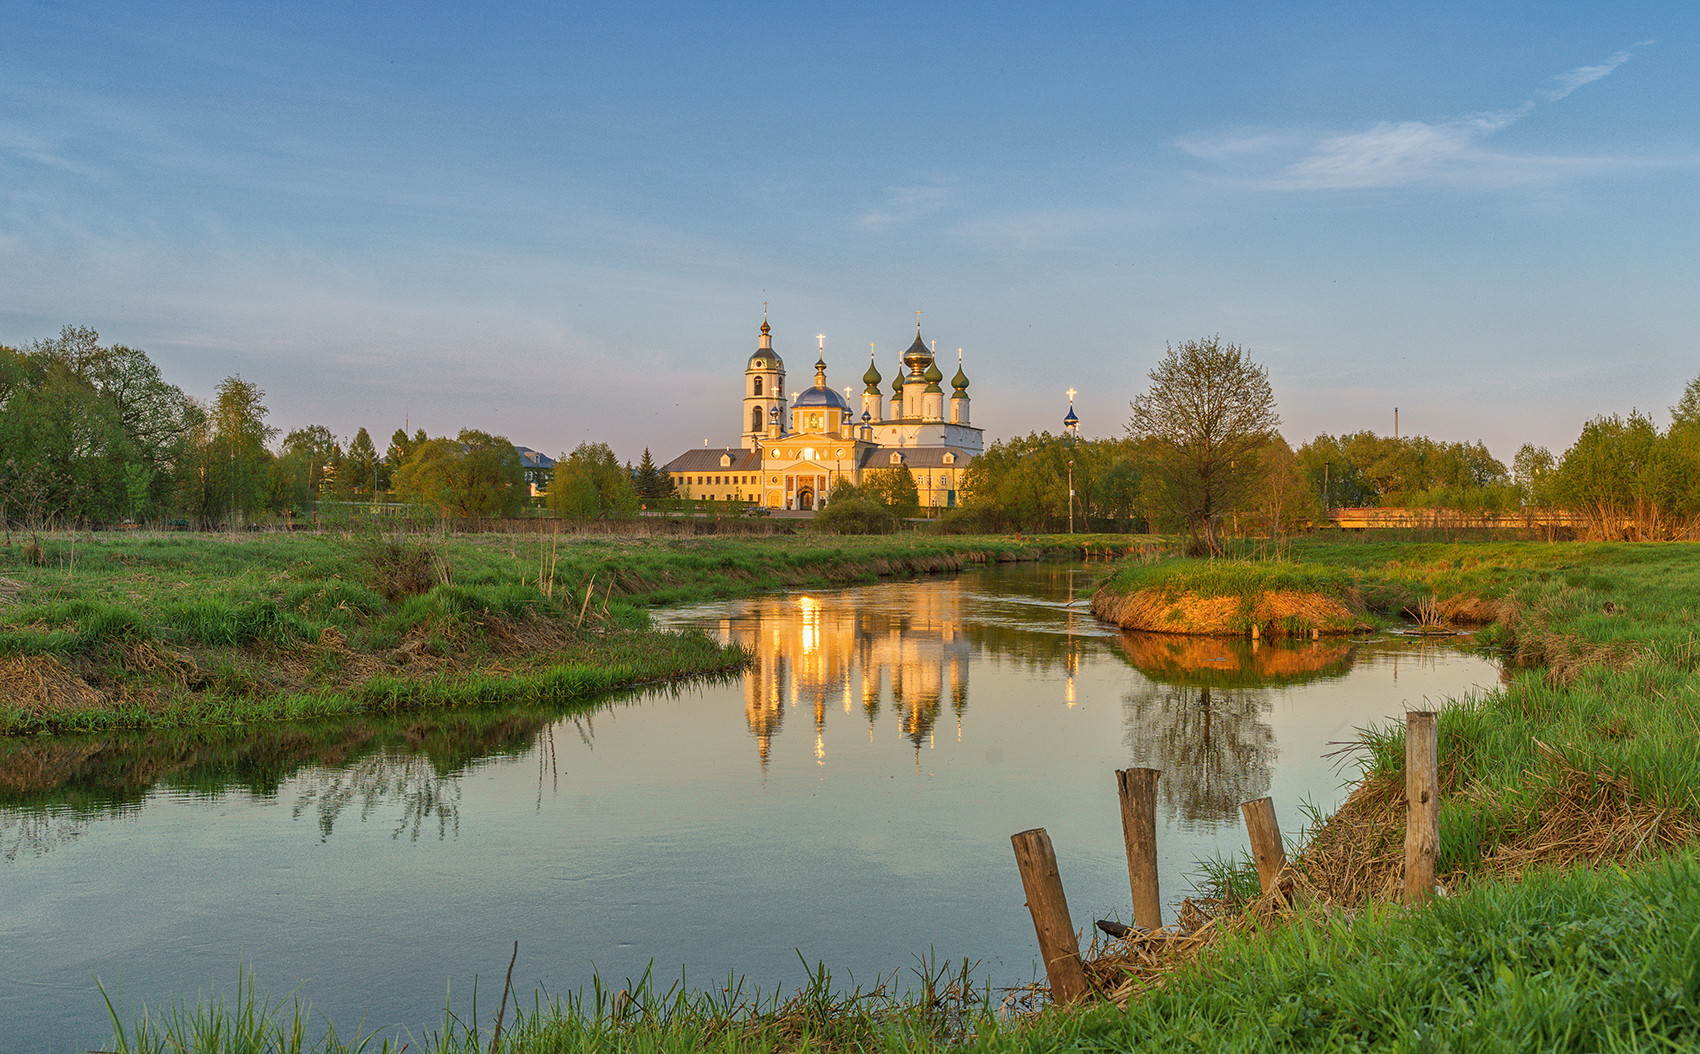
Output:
[{"xmin": 742, "ymin": 311, "xmax": 788, "ymax": 450}]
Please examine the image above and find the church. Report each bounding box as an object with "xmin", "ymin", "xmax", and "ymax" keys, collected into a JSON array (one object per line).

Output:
[{"xmin": 664, "ymin": 315, "xmax": 985, "ymax": 511}]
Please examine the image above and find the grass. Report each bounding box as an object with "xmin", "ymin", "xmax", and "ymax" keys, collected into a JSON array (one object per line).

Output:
[
  {"xmin": 46, "ymin": 532, "xmax": 1700, "ymax": 1051},
  {"xmin": 0, "ymin": 528, "xmax": 1106, "ymax": 734},
  {"xmin": 99, "ymin": 855, "xmax": 1700, "ymax": 1052}
]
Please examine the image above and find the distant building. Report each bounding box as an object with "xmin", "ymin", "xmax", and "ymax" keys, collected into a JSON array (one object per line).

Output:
[
  {"xmin": 664, "ymin": 317, "xmax": 984, "ymax": 511},
  {"xmin": 513, "ymin": 446, "xmax": 555, "ymax": 497}
]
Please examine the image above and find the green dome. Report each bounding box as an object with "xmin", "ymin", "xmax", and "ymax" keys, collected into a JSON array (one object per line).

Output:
[
  {"xmin": 924, "ymin": 359, "xmax": 944, "ymax": 393},
  {"xmin": 892, "ymin": 367, "xmax": 905, "ymax": 397},
  {"xmin": 862, "ymin": 359, "xmax": 882, "ymax": 392},
  {"xmin": 951, "ymin": 363, "xmax": 969, "ymax": 393}
]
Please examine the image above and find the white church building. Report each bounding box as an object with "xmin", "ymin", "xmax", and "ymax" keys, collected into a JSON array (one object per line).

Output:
[{"xmin": 664, "ymin": 316, "xmax": 984, "ymax": 511}]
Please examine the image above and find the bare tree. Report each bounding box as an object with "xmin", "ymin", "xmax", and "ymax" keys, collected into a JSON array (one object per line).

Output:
[{"xmin": 1128, "ymin": 336, "xmax": 1280, "ymax": 554}]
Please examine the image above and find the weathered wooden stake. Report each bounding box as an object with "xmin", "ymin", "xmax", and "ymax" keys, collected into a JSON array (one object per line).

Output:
[
  {"xmin": 1010, "ymin": 828, "xmax": 1088, "ymax": 1004},
  {"xmin": 1115, "ymin": 768, "xmax": 1162, "ymax": 929},
  {"xmin": 1240, "ymin": 796, "xmax": 1285, "ymax": 893},
  {"xmin": 1404, "ymin": 710, "xmax": 1440, "ymax": 905}
]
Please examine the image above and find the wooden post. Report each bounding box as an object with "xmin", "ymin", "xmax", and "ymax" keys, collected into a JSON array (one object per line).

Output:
[
  {"xmin": 1010, "ymin": 828, "xmax": 1088, "ymax": 1004},
  {"xmin": 1240, "ymin": 796, "xmax": 1285, "ymax": 893},
  {"xmin": 1115, "ymin": 768, "xmax": 1162, "ymax": 929},
  {"xmin": 1404, "ymin": 711, "xmax": 1439, "ymax": 905}
]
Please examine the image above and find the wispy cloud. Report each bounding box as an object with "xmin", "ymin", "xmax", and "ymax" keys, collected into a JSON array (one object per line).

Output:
[
  {"xmin": 859, "ymin": 182, "xmax": 954, "ymax": 229},
  {"xmin": 1179, "ymin": 44, "xmax": 1656, "ymax": 192},
  {"xmin": 1545, "ymin": 41, "xmax": 1652, "ymax": 101}
]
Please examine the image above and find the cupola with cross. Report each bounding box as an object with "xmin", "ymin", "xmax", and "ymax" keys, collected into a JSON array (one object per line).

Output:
[{"xmin": 742, "ymin": 307, "xmax": 789, "ymax": 449}]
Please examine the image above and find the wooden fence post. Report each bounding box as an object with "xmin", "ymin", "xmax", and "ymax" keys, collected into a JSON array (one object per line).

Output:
[
  {"xmin": 1240, "ymin": 796, "xmax": 1285, "ymax": 893},
  {"xmin": 1404, "ymin": 710, "xmax": 1439, "ymax": 905},
  {"xmin": 1010, "ymin": 828, "xmax": 1088, "ymax": 1004},
  {"xmin": 1115, "ymin": 768, "xmax": 1162, "ymax": 929}
]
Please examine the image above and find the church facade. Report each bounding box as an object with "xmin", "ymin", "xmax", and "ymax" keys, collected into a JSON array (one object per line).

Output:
[{"xmin": 664, "ymin": 317, "xmax": 984, "ymax": 511}]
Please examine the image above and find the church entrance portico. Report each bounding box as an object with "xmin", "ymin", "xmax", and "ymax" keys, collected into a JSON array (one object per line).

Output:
[{"xmin": 798, "ymin": 487, "xmax": 815, "ymax": 511}]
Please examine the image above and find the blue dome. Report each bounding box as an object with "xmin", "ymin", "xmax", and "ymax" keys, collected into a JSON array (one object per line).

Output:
[{"xmin": 794, "ymin": 385, "xmax": 851, "ymax": 411}]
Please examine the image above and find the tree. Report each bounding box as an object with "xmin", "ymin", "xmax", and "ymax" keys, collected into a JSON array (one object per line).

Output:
[
  {"xmin": 813, "ymin": 481, "xmax": 897, "ymax": 534},
  {"xmin": 548, "ymin": 442, "xmax": 639, "ymax": 519},
  {"xmin": 394, "ymin": 430, "xmax": 525, "ymax": 518},
  {"xmin": 192, "ymin": 376, "xmax": 278, "ymax": 527},
  {"xmin": 346, "ymin": 427, "xmax": 379, "ymax": 495},
  {"xmin": 1512, "ymin": 444, "xmax": 1557, "ymax": 508},
  {"xmin": 632, "ymin": 448, "xmax": 673, "ymax": 500},
  {"xmin": 862, "ymin": 465, "xmax": 921, "ymax": 518},
  {"xmin": 1128, "ymin": 336, "xmax": 1280, "ymax": 554}
]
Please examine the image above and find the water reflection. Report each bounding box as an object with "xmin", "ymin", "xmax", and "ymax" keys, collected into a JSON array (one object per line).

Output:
[
  {"xmin": 290, "ymin": 752, "xmax": 460, "ymax": 842},
  {"xmin": 728, "ymin": 581, "xmax": 978, "ymax": 765},
  {"xmin": 0, "ymin": 709, "xmax": 564, "ymax": 852},
  {"xmin": 1117, "ymin": 632, "xmax": 1357, "ymax": 688},
  {"xmin": 1114, "ymin": 634, "xmax": 1370, "ymax": 828},
  {"xmin": 1122, "ymin": 682, "xmax": 1275, "ymax": 828}
]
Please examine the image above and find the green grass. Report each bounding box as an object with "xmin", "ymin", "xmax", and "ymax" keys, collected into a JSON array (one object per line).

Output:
[
  {"xmin": 0, "ymin": 529, "xmax": 1107, "ymax": 734},
  {"xmin": 100, "ymin": 856, "xmax": 1700, "ymax": 1052},
  {"xmin": 48, "ymin": 532, "xmax": 1700, "ymax": 1052}
]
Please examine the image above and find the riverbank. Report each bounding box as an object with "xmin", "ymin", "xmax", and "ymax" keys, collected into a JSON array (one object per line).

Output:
[
  {"xmin": 67, "ymin": 535, "xmax": 1700, "ymax": 1050},
  {"xmin": 0, "ymin": 530, "xmax": 1113, "ymax": 734}
]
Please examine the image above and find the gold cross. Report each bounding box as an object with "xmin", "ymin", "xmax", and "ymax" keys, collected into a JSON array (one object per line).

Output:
[{"xmin": 1066, "ymin": 388, "xmax": 1077, "ymax": 403}]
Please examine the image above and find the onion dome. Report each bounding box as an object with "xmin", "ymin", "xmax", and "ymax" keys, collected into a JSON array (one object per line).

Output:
[
  {"xmin": 892, "ymin": 364, "xmax": 905, "ymax": 397},
  {"xmin": 793, "ymin": 385, "xmax": 851, "ymax": 412},
  {"xmin": 748, "ymin": 318, "xmax": 783, "ymax": 371},
  {"xmin": 1063, "ymin": 405, "xmax": 1080, "ymax": 430},
  {"xmin": 923, "ymin": 358, "xmax": 944, "ymax": 393},
  {"xmin": 902, "ymin": 332, "xmax": 932, "ymax": 375},
  {"xmin": 951, "ymin": 358, "xmax": 970, "ymax": 394},
  {"xmin": 862, "ymin": 357, "xmax": 882, "ymax": 393}
]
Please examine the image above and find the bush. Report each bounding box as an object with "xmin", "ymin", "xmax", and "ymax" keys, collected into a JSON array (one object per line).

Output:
[
  {"xmin": 812, "ymin": 491, "xmax": 897, "ymax": 534},
  {"xmin": 357, "ymin": 533, "xmax": 447, "ymax": 601}
]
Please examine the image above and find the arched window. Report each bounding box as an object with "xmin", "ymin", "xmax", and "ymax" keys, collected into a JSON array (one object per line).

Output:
[
  {"xmin": 753, "ymin": 377, "xmax": 763, "ymax": 396},
  {"xmin": 751, "ymin": 406, "xmax": 762, "ymax": 432}
]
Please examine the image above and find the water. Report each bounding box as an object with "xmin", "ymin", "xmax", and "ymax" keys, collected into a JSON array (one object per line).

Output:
[{"xmin": 0, "ymin": 562, "xmax": 1499, "ymax": 1050}]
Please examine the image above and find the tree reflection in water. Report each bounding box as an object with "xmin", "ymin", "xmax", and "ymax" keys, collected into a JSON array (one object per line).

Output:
[
  {"xmin": 2, "ymin": 808, "xmax": 90, "ymax": 861},
  {"xmin": 291, "ymin": 752, "xmax": 461, "ymax": 842},
  {"xmin": 1121, "ymin": 682, "xmax": 1276, "ymax": 829}
]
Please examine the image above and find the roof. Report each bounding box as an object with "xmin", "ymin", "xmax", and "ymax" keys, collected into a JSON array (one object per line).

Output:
[
  {"xmin": 794, "ymin": 385, "xmax": 851, "ymax": 411},
  {"xmin": 857, "ymin": 446, "xmax": 974, "ymax": 470},
  {"xmin": 664, "ymin": 448, "xmax": 762, "ymax": 473},
  {"xmin": 512, "ymin": 446, "xmax": 556, "ymax": 471}
]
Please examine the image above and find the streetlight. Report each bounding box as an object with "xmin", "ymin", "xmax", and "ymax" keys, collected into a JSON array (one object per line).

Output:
[{"xmin": 1064, "ymin": 389, "xmax": 1080, "ymax": 534}]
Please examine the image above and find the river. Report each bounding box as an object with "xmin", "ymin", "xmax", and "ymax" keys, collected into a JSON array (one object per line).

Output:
[{"xmin": 0, "ymin": 562, "xmax": 1500, "ymax": 1050}]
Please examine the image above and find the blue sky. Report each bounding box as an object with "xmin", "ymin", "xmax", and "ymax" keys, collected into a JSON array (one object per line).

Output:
[{"xmin": 3, "ymin": 1, "xmax": 1695, "ymax": 467}]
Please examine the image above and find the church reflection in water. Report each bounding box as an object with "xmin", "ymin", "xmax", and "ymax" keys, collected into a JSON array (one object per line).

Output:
[{"xmin": 715, "ymin": 580, "xmax": 979, "ymax": 767}]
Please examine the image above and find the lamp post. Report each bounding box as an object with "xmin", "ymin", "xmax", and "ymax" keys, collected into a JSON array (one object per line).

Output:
[{"xmin": 1064, "ymin": 389, "xmax": 1080, "ymax": 534}]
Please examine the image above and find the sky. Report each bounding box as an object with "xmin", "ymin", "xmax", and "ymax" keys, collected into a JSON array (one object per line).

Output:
[{"xmin": 3, "ymin": 1, "xmax": 1696, "ymax": 468}]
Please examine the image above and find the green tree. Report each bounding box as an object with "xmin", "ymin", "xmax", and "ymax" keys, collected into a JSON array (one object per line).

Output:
[
  {"xmin": 1553, "ymin": 412, "xmax": 1685, "ymax": 539},
  {"xmin": 1512, "ymin": 444, "xmax": 1557, "ymax": 508},
  {"xmin": 862, "ymin": 465, "xmax": 921, "ymax": 518},
  {"xmin": 548, "ymin": 442, "xmax": 639, "ymax": 519},
  {"xmin": 813, "ymin": 481, "xmax": 897, "ymax": 534},
  {"xmin": 346, "ymin": 428, "xmax": 379, "ymax": 495},
  {"xmin": 193, "ymin": 376, "xmax": 278, "ymax": 527},
  {"xmin": 268, "ymin": 425, "xmax": 339, "ymax": 516},
  {"xmin": 1128, "ymin": 336, "xmax": 1280, "ymax": 554},
  {"xmin": 633, "ymin": 448, "xmax": 673, "ymax": 500},
  {"xmin": 394, "ymin": 430, "xmax": 525, "ymax": 518}
]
